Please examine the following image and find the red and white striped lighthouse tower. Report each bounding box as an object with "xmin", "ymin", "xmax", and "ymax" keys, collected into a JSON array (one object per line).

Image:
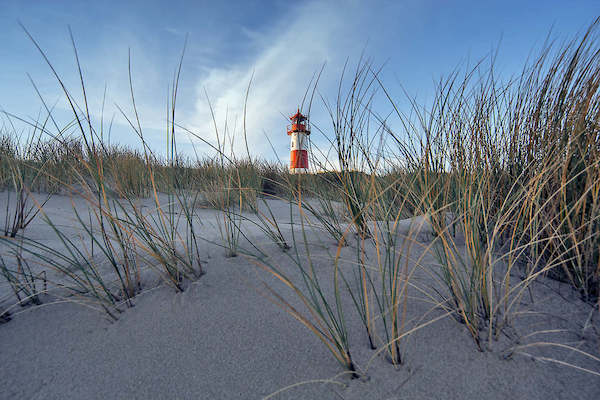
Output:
[{"xmin": 287, "ymin": 108, "xmax": 310, "ymax": 173}]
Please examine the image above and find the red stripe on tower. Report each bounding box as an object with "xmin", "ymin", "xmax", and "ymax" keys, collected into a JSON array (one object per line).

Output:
[{"xmin": 290, "ymin": 150, "xmax": 308, "ymax": 169}]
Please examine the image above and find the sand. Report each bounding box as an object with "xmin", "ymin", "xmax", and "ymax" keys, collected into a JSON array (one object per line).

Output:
[{"xmin": 1, "ymin": 192, "xmax": 599, "ymax": 399}]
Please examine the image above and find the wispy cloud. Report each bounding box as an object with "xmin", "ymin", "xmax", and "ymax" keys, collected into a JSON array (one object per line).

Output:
[{"xmin": 188, "ymin": 1, "xmax": 366, "ymax": 160}]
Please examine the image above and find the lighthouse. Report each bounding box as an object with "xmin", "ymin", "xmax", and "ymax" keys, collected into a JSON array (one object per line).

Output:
[{"xmin": 287, "ymin": 108, "xmax": 310, "ymax": 174}]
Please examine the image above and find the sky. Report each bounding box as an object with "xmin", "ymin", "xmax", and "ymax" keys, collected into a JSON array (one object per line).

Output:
[{"xmin": 1, "ymin": 0, "xmax": 598, "ymax": 165}]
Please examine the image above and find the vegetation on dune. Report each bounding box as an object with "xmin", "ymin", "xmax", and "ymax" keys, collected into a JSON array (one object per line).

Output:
[{"xmin": 1, "ymin": 18, "xmax": 599, "ymax": 383}]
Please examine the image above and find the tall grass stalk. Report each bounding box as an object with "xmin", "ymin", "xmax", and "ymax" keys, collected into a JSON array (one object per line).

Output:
[{"xmin": 253, "ymin": 197, "xmax": 360, "ymax": 377}]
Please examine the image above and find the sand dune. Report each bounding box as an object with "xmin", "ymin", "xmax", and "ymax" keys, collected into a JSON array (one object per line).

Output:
[{"xmin": 1, "ymin": 193, "xmax": 598, "ymax": 399}]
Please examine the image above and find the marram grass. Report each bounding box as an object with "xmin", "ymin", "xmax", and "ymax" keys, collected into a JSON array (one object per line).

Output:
[{"xmin": 0, "ymin": 19, "xmax": 598, "ymax": 382}]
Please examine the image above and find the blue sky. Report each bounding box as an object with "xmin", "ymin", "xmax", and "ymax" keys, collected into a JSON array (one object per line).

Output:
[{"xmin": 1, "ymin": 0, "xmax": 597, "ymax": 164}]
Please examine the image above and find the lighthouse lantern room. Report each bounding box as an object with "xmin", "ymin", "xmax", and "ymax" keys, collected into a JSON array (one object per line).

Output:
[{"xmin": 287, "ymin": 108, "xmax": 310, "ymax": 174}]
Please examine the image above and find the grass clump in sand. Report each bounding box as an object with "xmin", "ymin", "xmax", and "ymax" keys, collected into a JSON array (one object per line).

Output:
[
  {"xmin": 1, "ymin": 27, "xmax": 205, "ymax": 317},
  {"xmin": 254, "ymin": 20, "xmax": 600, "ymax": 381},
  {"xmin": 403, "ymin": 20, "xmax": 600, "ymax": 350}
]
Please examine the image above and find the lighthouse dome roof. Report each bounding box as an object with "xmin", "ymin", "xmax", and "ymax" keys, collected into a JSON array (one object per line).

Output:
[{"xmin": 289, "ymin": 109, "xmax": 307, "ymax": 122}]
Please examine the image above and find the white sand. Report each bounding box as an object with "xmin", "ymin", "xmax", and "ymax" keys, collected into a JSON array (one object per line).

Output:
[{"xmin": 1, "ymin": 192, "xmax": 599, "ymax": 399}]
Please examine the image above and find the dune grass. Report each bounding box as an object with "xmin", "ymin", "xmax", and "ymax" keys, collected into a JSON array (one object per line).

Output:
[
  {"xmin": 256, "ymin": 19, "xmax": 600, "ymax": 379},
  {"xmin": 0, "ymin": 19, "xmax": 599, "ymax": 383},
  {"xmin": 392, "ymin": 19, "xmax": 600, "ymax": 349}
]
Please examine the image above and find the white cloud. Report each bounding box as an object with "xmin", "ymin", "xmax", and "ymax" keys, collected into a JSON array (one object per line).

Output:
[
  {"xmin": 7, "ymin": 0, "xmax": 388, "ymax": 163},
  {"xmin": 188, "ymin": 1, "xmax": 363, "ymax": 161}
]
